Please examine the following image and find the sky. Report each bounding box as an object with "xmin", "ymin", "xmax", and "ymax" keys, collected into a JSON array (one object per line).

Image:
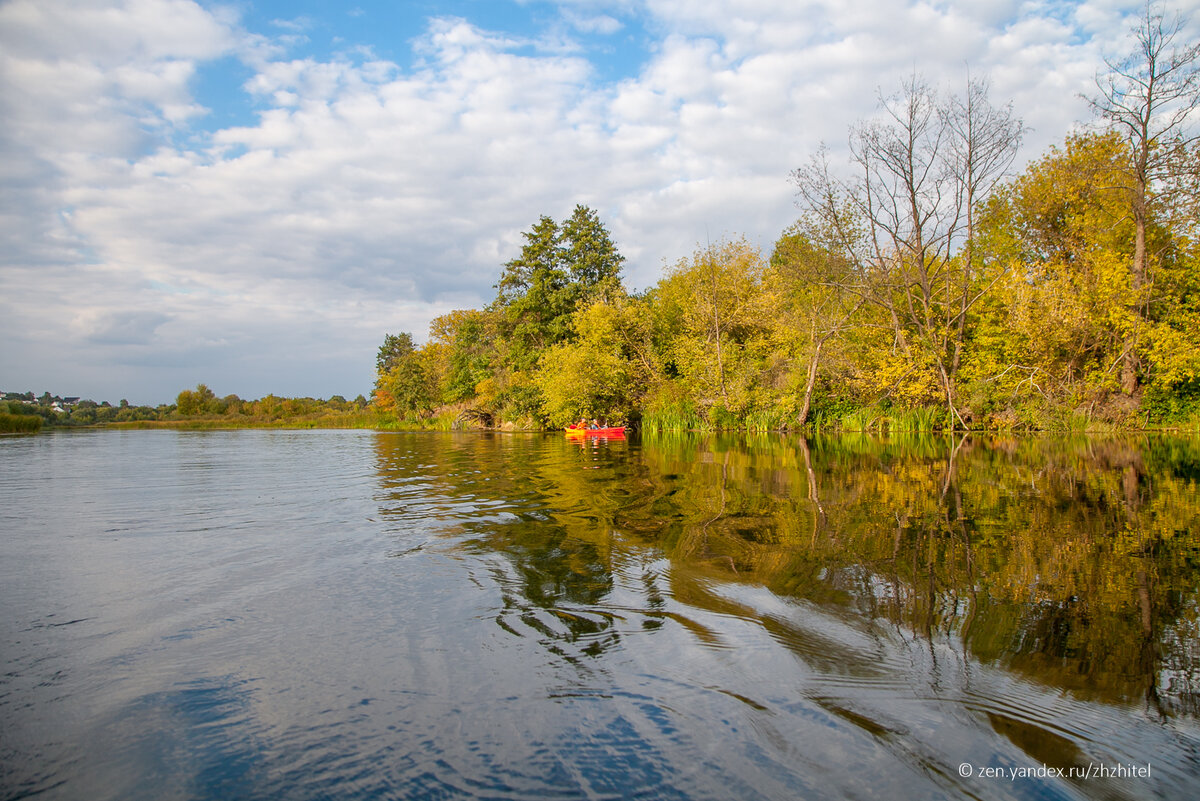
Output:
[{"xmin": 1, "ymin": 0, "xmax": 1196, "ymax": 405}]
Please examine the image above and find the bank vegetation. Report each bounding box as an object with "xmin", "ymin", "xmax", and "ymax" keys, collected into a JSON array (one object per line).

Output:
[{"xmin": 372, "ymin": 11, "xmax": 1200, "ymax": 433}]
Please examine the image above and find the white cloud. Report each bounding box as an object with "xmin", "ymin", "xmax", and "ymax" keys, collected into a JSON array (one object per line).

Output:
[
  {"xmin": 270, "ymin": 16, "xmax": 315, "ymax": 33},
  {"xmin": 564, "ymin": 11, "xmax": 623, "ymax": 34},
  {"xmin": 0, "ymin": 0, "xmax": 1163, "ymax": 403}
]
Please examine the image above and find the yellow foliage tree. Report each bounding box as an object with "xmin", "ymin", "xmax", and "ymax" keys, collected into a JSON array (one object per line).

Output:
[{"xmin": 534, "ymin": 300, "xmax": 632, "ymax": 428}]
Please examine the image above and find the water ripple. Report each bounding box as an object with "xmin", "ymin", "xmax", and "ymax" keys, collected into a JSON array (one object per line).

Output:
[{"xmin": 3, "ymin": 430, "xmax": 1199, "ymax": 800}]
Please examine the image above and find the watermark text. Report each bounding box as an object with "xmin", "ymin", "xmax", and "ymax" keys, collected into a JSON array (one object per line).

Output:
[{"xmin": 957, "ymin": 762, "xmax": 1151, "ymax": 781}]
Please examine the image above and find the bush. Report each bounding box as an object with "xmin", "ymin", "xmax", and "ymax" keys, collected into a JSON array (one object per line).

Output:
[{"xmin": 1143, "ymin": 379, "xmax": 1200, "ymax": 426}]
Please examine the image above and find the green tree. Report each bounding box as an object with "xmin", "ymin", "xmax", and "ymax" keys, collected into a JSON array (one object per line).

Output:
[
  {"xmin": 487, "ymin": 207, "xmax": 626, "ymax": 423},
  {"xmin": 373, "ymin": 332, "xmax": 432, "ymax": 418},
  {"xmin": 561, "ymin": 204, "xmax": 625, "ymax": 298},
  {"xmin": 494, "ymin": 215, "xmax": 572, "ymax": 370},
  {"xmin": 494, "ymin": 206, "xmax": 625, "ymax": 365},
  {"xmin": 427, "ymin": 308, "xmax": 494, "ymax": 404},
  {"xmin": 176, "ymin": 383, "xmax": 218, "ymax": 416},
  {"xmin": 377, "ymin": 332, "xmax": 416, "ymax": 376}
]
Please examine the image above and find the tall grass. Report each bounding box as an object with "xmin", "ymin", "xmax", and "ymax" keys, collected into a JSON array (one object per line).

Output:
[
  {"xmin": 108, "ymin": 411, "xmax": 382, "ymax": 430},
  {"xmin": 891, "ymin": 406, "xmax": 944, "ymax": 432},
  {"xmin": 373, "ymin": 411, "xmax": 460, "ymax": 431},
  {"xmin": 1176, "ymin": 416, "xmax": 1200, "ymax": 433},
  {"xmin": 743, "ymin": 409, "xmax": 789, "ymax": 432},
  {"xmin": 828, "ymin": 405, "xmax": 947, "ymax": 433},
  {"xmin": 836, "ymin": 408, "xmax": 876, "ymax": 432},
  {"xmin": 642, "ymin": 401, "xmax": 705, "ymax": 432},
  {"xmin": 1, "ymin": 413, "xmax": 42, "ymax": 433}
]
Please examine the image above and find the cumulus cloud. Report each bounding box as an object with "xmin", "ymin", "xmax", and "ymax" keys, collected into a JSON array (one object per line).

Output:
[{"xmin": 0, "ymin": 0, "xmax": 1159, "ymax": 403}]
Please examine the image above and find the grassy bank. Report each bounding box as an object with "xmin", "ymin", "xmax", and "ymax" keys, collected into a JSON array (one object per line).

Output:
[
  {"xmin": 18, "ymin": 399, "xmax": 1200, "ymax": 435},
  {"xmin": 101, "ymin": 407, "xmax": 479, "ymax": 432},
  {"xmin": 104, "ymin": 412, "xmax": 382, "ymax": 430}
]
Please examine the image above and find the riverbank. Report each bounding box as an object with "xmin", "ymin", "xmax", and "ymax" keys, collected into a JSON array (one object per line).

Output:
[
  {"xmin": 13, "ymin": 396, "xmax": 1200, "ymax": 435},
  {"xmin": 93, "ymin": 417, "xmax": 1200, "ymax": 435}
]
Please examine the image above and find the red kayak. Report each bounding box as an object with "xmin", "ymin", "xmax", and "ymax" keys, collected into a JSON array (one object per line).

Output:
[{"xmin": 565, "ymin": 425, "xmax": 626, "ymax": 437}]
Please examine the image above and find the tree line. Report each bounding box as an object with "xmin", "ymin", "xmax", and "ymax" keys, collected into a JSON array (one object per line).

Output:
[
  {"xmin": 375, "ymin": 5, "xmax": 1200, "ymax": 433},
  {"xmin": 1, "ymin": 386, "xmax": 371, "ymax": 430}
]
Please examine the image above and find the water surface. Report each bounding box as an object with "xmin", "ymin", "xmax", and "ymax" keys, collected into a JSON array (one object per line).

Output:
[{"xmin": 1, "ymin": 430, "xmax": 1198, "ymax": 799}]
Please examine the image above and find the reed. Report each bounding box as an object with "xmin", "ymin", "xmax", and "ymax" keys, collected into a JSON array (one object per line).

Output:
[
  {"xmin": 884, "ymin": 406, "xmax": 944, "ymax": 432},
  {"xmin": 0, "ymin": 413, "xmax": 42, "ymax": 433},
  {"xmin": 838, "ymin": 409, "xmax": 875, "ymax": 432},
  {"xmin": 107, "ymin": 411, "xmax": 381, "ymax": 430},
  {"xmin": 642, "ymin": 402, "xmax": 704, "ymax": 432},
  {"xmin": 742, "ymin": 408, "xmax": 788, "ymax": 432}
]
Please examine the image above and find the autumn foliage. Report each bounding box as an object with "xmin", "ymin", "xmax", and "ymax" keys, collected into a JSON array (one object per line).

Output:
[{"xmin": 373, "ymin": 15, "xmax": 1200, "ymax": 431}]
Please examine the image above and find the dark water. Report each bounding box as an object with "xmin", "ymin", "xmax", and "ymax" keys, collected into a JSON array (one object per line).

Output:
[{"xmin": 1, "ymin": 430, "xmax": 1198, "ymax": 800}]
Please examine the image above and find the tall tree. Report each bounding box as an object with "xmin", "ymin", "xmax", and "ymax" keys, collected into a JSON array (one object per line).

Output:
[
  {"xmin": 793, "ymin": 74, "xmax": 1024, "ymax": 428},
  {"xmin": 493, "ymin": 207, "xmax": 625, "ymax": 373},
  {"xmin": 495, "ymin": 215, "xmax": 565, "ymax": 307},
  {"xmin": 769, "ymin": 225, "xmax": 864, "ymax": 427},
  {"xmin": 655, "ymin": 238, "xmax": 771, "ymax": 419},
  {"xmin": 1087, "ymin": 0, "xmax": 1200, "ymax": 393},
  {"xmin": 373, "ymin": 332, "xmax": 431, "ymax": 417},
  {"xmin": 427, "ymin": 309, "xmax": 493, "ymax": 404},
  {"xmin": 977, "ymin": 133, "xmax": 1140, "ymax": 403},
  {"xmin": 943, "ymin": 75, "xmax": 1027, "ymax": 391},
  {"xmin": 376, "ymin": 332, "xmax": 416, "ymax": 375},
  {"xmin": 493, "ymin": 215, "xmax": 571, "ymax": 374},
  {"xmin": 561, "ymin": 204, "xmax": 625, "ymax": 296}
]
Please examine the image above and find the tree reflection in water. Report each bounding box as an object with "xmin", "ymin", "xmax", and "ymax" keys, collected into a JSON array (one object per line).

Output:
[{"xmin": 373, "ymin": 432, "xmax": 1200, "ymax": 717}]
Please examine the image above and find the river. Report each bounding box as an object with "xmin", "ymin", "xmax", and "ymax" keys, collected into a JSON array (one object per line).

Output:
[{"xmin": 1, "ymin": 429, "xmax": 1198, "ymax": 799}]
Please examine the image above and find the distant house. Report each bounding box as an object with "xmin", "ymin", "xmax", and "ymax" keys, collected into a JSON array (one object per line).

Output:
[{"xmin": 63, "ymin": 397, "xmax": 80, "ymax": 406}]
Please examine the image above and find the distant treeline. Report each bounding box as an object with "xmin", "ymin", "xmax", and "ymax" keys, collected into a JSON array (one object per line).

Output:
[
  {"xmin": 372, "ymin": 32, "xmax": 1200, "ymax": 433},
  {"xmin": 1, "ymin": 388, "xmax": 372, "ymax": 430}
]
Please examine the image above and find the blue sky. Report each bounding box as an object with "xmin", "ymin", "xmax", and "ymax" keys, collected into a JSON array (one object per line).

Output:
[
  {"xmin": 1, "ymin": 0, "xmax": 1194, "ymax": 405},
  {"xmin": 190, "ymin": 1, "xmax": 656, "ymax": 130}
]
